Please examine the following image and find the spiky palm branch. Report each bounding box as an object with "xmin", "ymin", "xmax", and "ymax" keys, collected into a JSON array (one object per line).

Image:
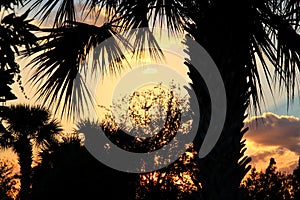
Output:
[
  {"xmin": 0, "ymin": 0, "xmax": 27, "ymax": 11},
  {"xmin": 23, "ymin": 20, "xmax": 131, "ymax": 119},
  {"xmin": 0, "ymin": 105, "xmax": 62, "ymax": 200},
  {"xmin": 10, "ymin": 0, "xmax": 300, "ymax": 199},
  {"xmin": 0, "ymin": 6, "xmax": 38, "ymax": 103}
]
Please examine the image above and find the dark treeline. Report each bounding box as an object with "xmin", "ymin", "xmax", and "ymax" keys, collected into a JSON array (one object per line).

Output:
[
  {"xmin": 0, "ymin": 103, "xmax": 299, "ymax": 200},
  {"xmin": 0, "ymin": 102, "xmax": 299, "ymax": 200},
  {"xmin": 0, "ymin": 137, "xmax": 299, "ymax": 200},
  {"xmin": 240, "ymin": 158, "xmax": 300, "ymax": 200}
]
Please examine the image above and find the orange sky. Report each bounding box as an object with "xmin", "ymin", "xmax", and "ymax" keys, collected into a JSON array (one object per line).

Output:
[
  {"xmin": 1, "ymin": 4, "xmax": 299, "ymax": 175},
  {"xmin": 5, "ymin": 48, "xmax": 299, "ymax": 174}
]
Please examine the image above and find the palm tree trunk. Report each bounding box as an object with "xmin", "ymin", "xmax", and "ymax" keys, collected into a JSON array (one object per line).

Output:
[
  {"xmin": 188, "ymin": 63, "xmax": 251, "ymax": 200},
  {"xmin": 186, "ymin": 1, "xmax": 252, "ymax": 199},
  {"xmin": 16, "ymin": 138, "xmax": 33, "ymax": 200}
]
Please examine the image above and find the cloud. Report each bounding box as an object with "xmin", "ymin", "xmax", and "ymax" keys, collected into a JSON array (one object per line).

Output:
[
  {"xmin": 243, "ymin": 112, "xmax": 300, "ymax": 173},
  {"xmin": 244, "ymin": 112, "xmax": 300, "ymax": 155},
  {"xmin": 250, "ymin": 147, "xmax": 286, "ymax": 163},
  {"xmin": 280, "ymin": 160, "xmax": 298, "ymax": 173}
]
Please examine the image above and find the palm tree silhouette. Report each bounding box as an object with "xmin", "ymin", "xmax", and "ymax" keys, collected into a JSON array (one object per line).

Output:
[
  {"xmin": 183, "ymin": 2, "xmax": 299, "ymax": 198},
  {"xmin": 2, "ymin": 1, "xmax": 299, "ymax": 199},
  {"xmin": 0, "ymin": 105, "xmax": 62, "ymax": 200}
]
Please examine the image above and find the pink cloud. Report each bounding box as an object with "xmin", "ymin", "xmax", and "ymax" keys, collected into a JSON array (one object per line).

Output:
[
  {"xmin": 243, "ymin": 112, "xmax": 300, "ymax": 172},
  {"xmin": 244, "ymin": 112, "xmax": 300, "ymax": 154}
]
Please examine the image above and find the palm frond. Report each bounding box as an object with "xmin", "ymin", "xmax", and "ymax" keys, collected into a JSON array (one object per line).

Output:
[
  {"xmin": 23, "ymin": 21, "xmax": 129, "ymax": 118},
  {"xmin": 148, "ymin": 0, "xmax": 187, "ymax": 35},
  {"xmin": 0, "ymin": 0, "xmax": 27, "ymax": 11},
  {"xmin": 0, "ymin": 11, "xmax": 38, "ymax": 101},
  {"xmin": 116, "ymin": 0, "xmax": 149, "ymax": 30},
  {"xmin": 28, "ymin": 0, "xmax": 76, "ymax": 26},
  {"xmin": 0, "ymin": 10, "xmax": 38, "ymax": 60},
  {"xmin": 126, "ymin": 28, "xmax": 165, "ymax": 61},
  {"xmin": 0, "ymin": 104, "xmax": 62, "ymax": 151},
  {"xmin": 66, "ymin": 73, "xmax": 96, "ymax": 120},
  {"xmin": 251, "ymin": 0, "xmax": 300, "ymax": 108},
  {"xmin": 81, "ymin": 0, "xmax": 120, "ymax": 23},
  {"xmin": 0, "ymin": 120, "xmax": 14, "ymax": 149},
  {"xmin": 1, "ymin": 105, "xmax": 50, "ymax": 134},
  {"xmin": 115, "ymin": 0, "xmax": 187, "ymax": 34},
  {"xmin": 35, "ymin": 119, "xmax": 62, "ymax": 149},
  {"xmin": 60, "ymin": 132, "xmax": 83, "ymax": 146}
]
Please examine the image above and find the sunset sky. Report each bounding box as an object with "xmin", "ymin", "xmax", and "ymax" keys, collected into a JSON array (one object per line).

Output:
[
  {"xmin": 243, "ymin": 60, "xmax": 300, "ymax": 173},
  {"xmin": 7, "ymin": 40, "xmax": 300, "ymax": 175},
  {"xmin": 1, "ymin": 2, "xmax": 300, "ymax": 175}
]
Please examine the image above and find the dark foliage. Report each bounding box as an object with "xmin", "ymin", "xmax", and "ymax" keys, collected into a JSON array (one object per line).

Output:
[
  {"xmin": 31, "ymin": 133, "xmax": 138, "ymax": 200},
  {"xmin": 241, "ymin": 157, "xmax": 300, "ymax": 200}
]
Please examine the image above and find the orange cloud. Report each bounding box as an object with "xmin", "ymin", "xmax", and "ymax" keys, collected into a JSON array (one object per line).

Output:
[
  {"xmin": 244, "ymin": 112, "xmax": 300, "ymax": 154},
  {"xmin": 243, "ymin": 112, "xmax": 300, "ymax": 173}
]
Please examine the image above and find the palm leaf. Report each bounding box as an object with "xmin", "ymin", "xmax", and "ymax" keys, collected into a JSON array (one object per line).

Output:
[
  {"xmin": 0, "ymin": 10, "xmax": 38, "ymax": 65},
  {"xmin": 28, "ymin": 0, "xmax": 76, "ymax": 26},
  {"xmin": 251, "ymin": 0, "xmax": 300, "ymax": 108},
  {"xmin": 23, "ymin": 21, "xmax": 129, "ymax": 118},
  {"xmin": 0, "ymin": 120, "xmax": 14, "ymax": 149},
  {"xmin": 116, "ymin": 0, "xmax": 149, "ymax": 29},
  {"xmin": 0, "ymin": 11, "xmax": 39, "ymax": 101},
  {"xmin": 35, "ymin": 119, "xmax": 62, "ymax": 149},
  {"xmin": 2, "ymin": 105, "xmax": 50, "ymax": 134},
  {"xmin": 148, "ymin": 0, "xmax": 187, "ymax": 34},
  {"xmin": 81, "ymin": 0, "xmax": 120, "ymax": 23},
  {"xmin": 0, "ymin": 0, "xmax": 27, "ymax": 10},
  {"xmin": 126, "ymin": 28, "xmax": 165, "ymax": 61}
]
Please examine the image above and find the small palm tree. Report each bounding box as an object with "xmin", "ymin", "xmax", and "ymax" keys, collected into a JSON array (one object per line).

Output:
[{"xmin": 0, "ymin": 104, "xmax": 62, "ymax": 200}]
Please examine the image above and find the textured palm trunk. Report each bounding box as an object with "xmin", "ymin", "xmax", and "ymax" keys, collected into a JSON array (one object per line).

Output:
[
  {"xmin": 186, "ymin": 1, "xmax": 252, "ymax": 199},
  {"xmin": 16, "ymin": 138, "xmax": 33, "ymax": 200},
  {"xmin": 188, "ymin": 58, "xmax": 251, "ymax": 200}
]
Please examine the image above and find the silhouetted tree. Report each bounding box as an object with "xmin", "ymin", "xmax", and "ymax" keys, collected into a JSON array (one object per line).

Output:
[
  {"xmin": 99, "ymin": 84, "xmax": 201, "ymax": 199},
  {"xmin": 0, "ymin": 105, "xmax": 62, "ymax": 200},
  {"xmin": 136, "ymin": 151, "xmax": 201, "ymax": 200},
  {"xmin": 291, "ymin": 158, "xmax": 300, "ymax": 199},
  {"xmin": 184, "ymin": 0, "xmax": 300, "ymax": 197},
  {"xmin": 31, "ymin": 132, "xmax": 138, "ymax": 200},
  {"xmin": 241, "ymin": 158, "xmax": 294, "ymax": 200},
  {"xmin": 0, "ymin": 159, "xmax": 18, "ymax": 200}
]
